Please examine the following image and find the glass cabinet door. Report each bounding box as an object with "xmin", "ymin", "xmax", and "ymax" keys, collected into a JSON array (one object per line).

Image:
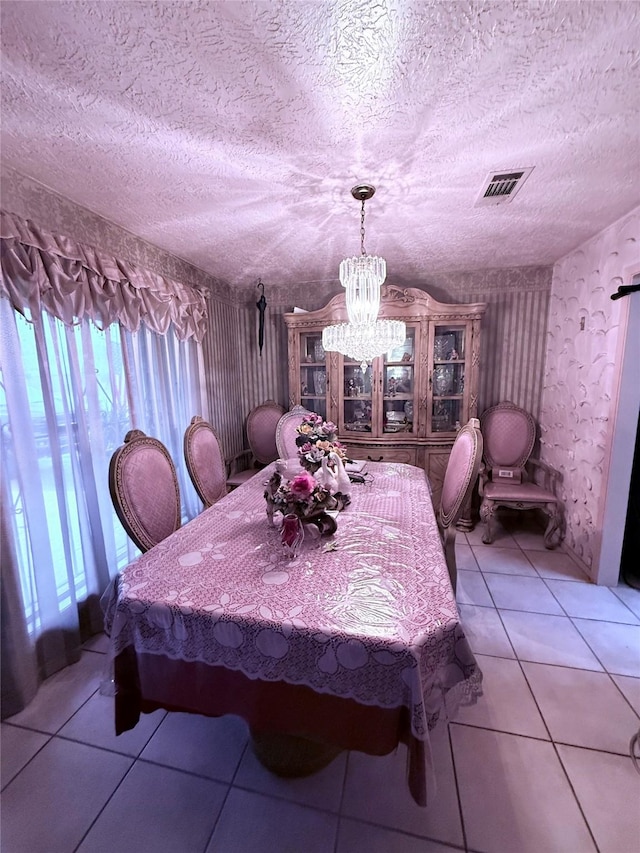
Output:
[
  {"xmin": 342, "ymin": 361, "xmax": 373, "ymax": 435},
  {"xmin": 382, "ymin": 328, "xmax": 417, "ymax": 436},
  {"xmin": 431, "ymin": 325, "xmax": 466, "ymax": 434},
  {"xmin": 299, "ymin": 333, "xmax": 327, "ymax": 420}
]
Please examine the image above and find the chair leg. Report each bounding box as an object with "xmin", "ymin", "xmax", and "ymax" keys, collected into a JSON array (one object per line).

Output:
[
  {"xmin": 543, "ymin": 502, "xmax": 561, "ymax": 549},
  {"xmin": 443, "ymin": 528, "xmax": 457, "ymax": 593},
  {"xmin": 479, "ymin": 498, "xmax": 496, "ymax": 544}
]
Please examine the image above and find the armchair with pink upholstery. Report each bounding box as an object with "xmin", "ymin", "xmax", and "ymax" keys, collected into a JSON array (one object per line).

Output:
[
  {"xmin": 109, "ymin": 429, "xmax": 181, "ymax": 553},
  {"xmin": 226, "ymin": 400, "xmax": 286, "ymax": 489},
  {"xmin": 478, "ymin": 401, "xmax": 563, "ymax": 549},
  {"xmin": 183, "ymin": 416, "xmax": 227, "ymax": 508},
  {"xmin": 438, "ymin": 418, "xmax": 483, "ymax": 592}
]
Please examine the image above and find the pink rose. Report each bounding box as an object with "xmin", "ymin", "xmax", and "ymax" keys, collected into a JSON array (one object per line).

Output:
[{"xmin": 288, "ymin": 471, "xmax": 316, "ymax": 500}]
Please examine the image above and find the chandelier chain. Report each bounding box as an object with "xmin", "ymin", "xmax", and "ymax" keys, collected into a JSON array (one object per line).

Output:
[{"xmin": 360, "ymin": 199, "xmax": 366, "ymax": 256}]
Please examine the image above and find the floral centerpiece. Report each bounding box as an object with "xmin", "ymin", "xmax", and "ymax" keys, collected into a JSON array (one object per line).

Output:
[
  {"xmin": 295, "ymin": 412, "xmax": 349, "ymax": 474},
  {"xmin": 264, "ymin": 469, "xmax": 350, "ymax": 556}
]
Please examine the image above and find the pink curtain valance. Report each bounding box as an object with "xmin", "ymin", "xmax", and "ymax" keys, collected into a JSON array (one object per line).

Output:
[{"xmin": 0, "ymin": 210, "xmax": 208, "ymax": 342}]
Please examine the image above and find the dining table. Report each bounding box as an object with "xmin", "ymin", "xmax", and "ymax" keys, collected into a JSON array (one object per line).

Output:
[{"xmin": 103, "ymin": 460, "xmax": 483, "ymax": 806}]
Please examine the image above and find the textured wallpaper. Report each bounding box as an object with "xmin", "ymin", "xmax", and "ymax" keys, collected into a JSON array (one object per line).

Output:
[
  {"xmin": 237, "ymin": 269, "xmax": 553, "ymax": 425},
  {"xmin": 539, "ymin": 206, "xmax": 640, "ymax": 578}
]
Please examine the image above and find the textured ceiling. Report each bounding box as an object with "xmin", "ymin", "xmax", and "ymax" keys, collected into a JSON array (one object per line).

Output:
[{"xmin": 1, "ymin": 0, "xmax": 639, "ymax": 289}]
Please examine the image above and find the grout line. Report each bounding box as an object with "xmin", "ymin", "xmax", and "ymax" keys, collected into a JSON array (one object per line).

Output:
[
  {"xmin": 551, "ymin": 741, "xmax": 601, "ymax": 853},
  {"xmin": 336, "ymin": 747, "xmax": 350, "ymax": 815},
  {"xmin": 331, "ymin": 811, "xmax": 467, "ymax": 852},
  {"xmin": 568, "ymin": 614, "xmax": 638, "ymax": 675},
  {"xmin": 608, "ymin": 674, "xmax": 640, "ymax": 719},
  {"xmin": 134, "ymin": 753, "xmax": 242, "ymax": 786},
  {"xmin": 71, "ymin": 757, "xmax": 138, "ymax": 853},
  {"xmin": 0, "ymin": 730, "xmax": 52, "ymax": 793},
  {"xmin": 200, "ymin": 780, "xmax": 234, "ymax": 853},
  {"xmin": 447, "ymin": 721, "xmax": 469, "ymax": 853}
]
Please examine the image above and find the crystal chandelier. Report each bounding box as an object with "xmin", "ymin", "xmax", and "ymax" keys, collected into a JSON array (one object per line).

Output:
[
  {"xmin": 322, "ymin": 184, "xmax": 406, "ymax": 367},
  {"xmin": 322, "ymin": 319, "xmax": 406, "ymax": 371}
]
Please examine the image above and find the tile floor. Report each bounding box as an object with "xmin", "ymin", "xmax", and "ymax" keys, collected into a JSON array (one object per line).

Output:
[{"xmin": 2, "ymin": 513, "xmax": 640, "ymax": 853}]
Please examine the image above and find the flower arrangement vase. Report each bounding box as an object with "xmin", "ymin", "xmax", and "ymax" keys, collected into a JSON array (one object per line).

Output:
[{"xmin": 281, "ymin": 513, "xmax": 304, "ymax": 558}]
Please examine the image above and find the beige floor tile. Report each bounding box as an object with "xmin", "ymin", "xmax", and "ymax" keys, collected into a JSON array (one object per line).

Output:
[
  {"xmin": 465, "ymin": 523, "xmax": 519, "ymax": 549},
  {"xmin": 59, "ymin": 690, "xmax": 166, "ymax": 757},
  {"xmin": 82, "ymin": 632, "xmax": 111, "ymax": 653},
  {"xmin": 527, "ymin": 549, "xmax": 590, "ymax": 581},
  {"xmin": 1, "ymin": 737, "xmax": 132, "ymax": 853},
  {"xmin": 522, "ymin": 662, "xmax": 640, "ymax": 754},
  {"xmin": 611, "ymin": 673, "xmax": 640, "ymax": 715},
  {"xmin": 5, "ymin": 652, "xmax": 108, "ymax": 734},
  {"xmin": 451, "ymin": 725, "xmax": 595, "ymax": 853},
  {"xmin": 573, "ymin": 618, "xmax": 640, "ymax": 677},
  {"xmin": 484, "ymin": 573, "xmax": 564, "ymax": 614},
  {"xmin": 473, "ymin": 546, "xmax": 538, "ymax": 576},
  {"xmin": 456, "ymin": 570, "xmax": 494, "ymax": 606},
  {"xmin": 1, "ymin": 724, "xmax": 50, "ymax": 788},
  {"xmin": 454, "ymin": 655, "xmax": 548, "ymax": 737},
  {"xmin": 454, "ymin": 542, "xmax": 480, "ymax": 571},
  {"xmin": 206, "ymin": 788, "xmax": 338, "ymax": 853},
  {"xmin": 510, "ymin": 529, "xmax": 555, "ymax": 551},
  {"xmin": 546, "ymin": 580, "xmax": 640, "ymax": 624},
  {"xmin": 336, "ymin": 818, "xmax": 462, "ymax": 853},
  {"xmin": 79, "ymin": 759, "xmax": 227, "ymax": 853},
  {"xmin": 611, "ymin": 582, "xmax": 640, "ymax": 619},
  {"xmin": 140, "ymin": 711, "xmax": 248, "ymax": 783},
  {"xmin": 341, "ymin": 723, "xmax": 463, "ymax": 847},
  {"xmin": 500, "ymin": 610, "xmax": 603, "ymax": 670},
  {"xmin": 458, "ymin": 604, "xmax": 515, "ymax": 658},
  {"xmin": 557, "ymin": 744, "xmax": 640, "ymax": 853}
]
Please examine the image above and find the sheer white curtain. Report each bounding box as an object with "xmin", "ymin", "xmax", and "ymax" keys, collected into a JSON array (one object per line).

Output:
[{"xmin": 0, "ymin": 298, "xmax": 207, "ymax": 715}]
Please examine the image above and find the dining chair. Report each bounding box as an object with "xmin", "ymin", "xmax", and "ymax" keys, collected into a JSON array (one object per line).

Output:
[
  {"xmin": 226, "ymin": 400, "xmax": 286, "ymax": 489},
  {"xmin": 183, "ymin": 416, "xmax": 228, "ymax": 508},
  {"xmin": 275, "ymin": 405, "xmax": 311, "ymax": 460},
  {"xmin": 478, "ymin": 400, "xmax": 563, "ymax": 548},
  {"xmin": 109, "ymin": 429, "xmax": 181, "ymax": 553},
  {"xmin": 438, "ymin": 418, "xmax": 483, "ymax": 593}
]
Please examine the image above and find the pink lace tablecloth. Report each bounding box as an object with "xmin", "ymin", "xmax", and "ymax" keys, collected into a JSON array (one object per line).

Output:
[{"xmin": 104, "ymin": 461, "xmax": 482, "ymax": 801}]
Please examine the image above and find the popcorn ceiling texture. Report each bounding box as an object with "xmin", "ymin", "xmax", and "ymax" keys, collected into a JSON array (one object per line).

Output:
[
  {"xmin": 539, "ymin": 207, "xmax": 640, "ymax": 577},
  {"xmin": 1, "ymin": 1, "xmax": 639, "ymax": 289}
]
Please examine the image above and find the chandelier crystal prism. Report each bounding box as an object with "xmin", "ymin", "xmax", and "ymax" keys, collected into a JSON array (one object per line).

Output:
[
  {"xmin": 322, "ymin": 184, "xmax": 406, "ymax": 366},
  {"xmin": 322, "ymin": 319, "xmax": 406, "ymax": 372}
]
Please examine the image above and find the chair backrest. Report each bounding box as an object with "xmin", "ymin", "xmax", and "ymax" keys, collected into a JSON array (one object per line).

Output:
[
  {"xmin": 275, "ymin": 406, "xmax": 310, "ymax": 460},
  {"xmin": 246, "ymin": 400, "xmax": 286, "ymax": 464},
  {"xmin": 480, "ymin": 401, "xmax": 536, "ymax": 471},
  {"xmin": 439, "ymin": 418, "xmax": 484, "ymax": 531},
  {"xmin": 183, "ymin": 416, "xmax": 227, "ymax": 508},
  {"xmin": 109, "ymin": 429, "xmax": 181, "ymax": 553}
]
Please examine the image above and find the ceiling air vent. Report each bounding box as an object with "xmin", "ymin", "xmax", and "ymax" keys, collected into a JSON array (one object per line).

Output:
[{"xmin": 475, "ymin": 167, "xmax": 534, "ymax": 206}]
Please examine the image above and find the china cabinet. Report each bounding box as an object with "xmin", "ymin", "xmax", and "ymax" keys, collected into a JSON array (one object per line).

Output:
[{"xmin": 284, "ymin": 286, "xmax": 486, "ymax": 514}]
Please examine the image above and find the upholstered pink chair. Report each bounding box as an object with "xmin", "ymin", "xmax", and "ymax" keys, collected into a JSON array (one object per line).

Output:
[
  {"xmin": 438, "ymin": 418, "xmax": 483, "ymax": 592},
  {"xmin": 479, "ymin": 401, "xmax": 562, "ymax": 548},
  {"xmin": 183, "ymin": 416, "xmax": 228, "ymax": 508},
  {"xmin": 275, "ymin": 406, "xmax": 310, "ymax": 460},
  {"xmin": 109, "ymin": 429, "xmax": 181, "ymax": 553},
  {"xmin": 226, "ymin": 400, "xmax": 286, "ymax": 489}
]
